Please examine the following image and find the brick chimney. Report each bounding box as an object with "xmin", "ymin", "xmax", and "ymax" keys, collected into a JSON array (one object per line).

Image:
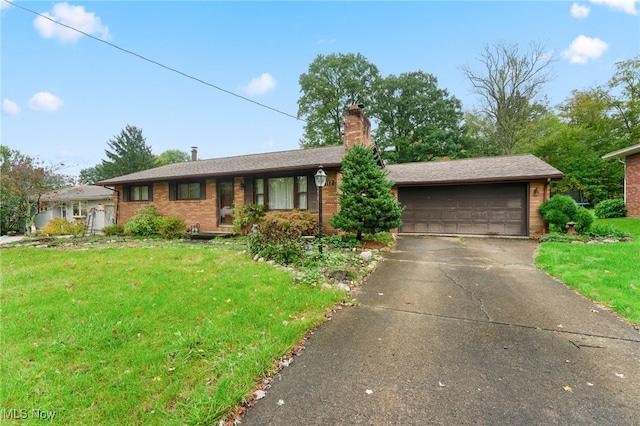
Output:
[
  {"xmin": 343, "ymin": 104, "xmax": 372, "ymax": 151},
  {"xmin": 191, "ymin": 146, "xmax": 198, "ymax": 161}
]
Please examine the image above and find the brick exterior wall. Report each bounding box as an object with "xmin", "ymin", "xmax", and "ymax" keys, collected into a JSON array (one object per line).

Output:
[
  {"xmin": 115, "ymin": 179, "xmax": 241, "ymax": 233},
  {"xmin": 319, "ymin": 170, "xmax": 340, "ymax": 235},
  {"xmin": 626, "ymin": 153, "xmax": 640, "ymax": 218}
]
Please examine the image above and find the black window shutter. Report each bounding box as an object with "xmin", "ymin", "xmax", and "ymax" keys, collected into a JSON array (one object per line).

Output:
[
  {"xmin": 148, "ymin": 184, "xmax": 153, "ymax": 201},
  {"xmin": 123, "ymin": 186, "xmax": 129, "ymax": 202},
  {"xmin": 168, "ymin": 182, "xmax": 175, "ymax": 201},
  {"xmin": 200, "ymin": 180, "xmax": 206, "ymax": 199}
]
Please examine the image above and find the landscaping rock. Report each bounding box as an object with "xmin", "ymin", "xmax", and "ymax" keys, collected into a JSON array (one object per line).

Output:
[
  {"xmin": 337, "ymin": 283, "xmax": 350, "ymax": 292},
  {"xmin": 360, "ymin": 251, "xmax": 373, "ymax": 262}
]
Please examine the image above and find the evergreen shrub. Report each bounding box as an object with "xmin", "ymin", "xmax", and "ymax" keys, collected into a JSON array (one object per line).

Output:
[
  {"xmin": 158, "ymin": 216, "xmax": 187, "ymax": 239},
  {"xmin": 124, "ymin": 206, "xmax": 160, "ymax": 237},
  {"xmin": 102, "ymin": 223, "xmax": 125, "ymax": 236},
  {"xmin": 538, "ymin": 195, "xmax": 578, "ymax": 232},
  {"xmin": 594, "ymin": 199, "xmax": 626, "ymax": 219}
]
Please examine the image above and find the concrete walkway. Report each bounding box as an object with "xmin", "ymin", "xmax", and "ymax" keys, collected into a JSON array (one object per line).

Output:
[{"xmin": 241, "ymin": 236, "xmax": 640, "ymax": 425}]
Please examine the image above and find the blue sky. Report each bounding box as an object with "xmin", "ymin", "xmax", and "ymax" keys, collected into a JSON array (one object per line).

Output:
[{"xmin": 2, "ymin": 0, "xmax": 639, "ymax": 179}]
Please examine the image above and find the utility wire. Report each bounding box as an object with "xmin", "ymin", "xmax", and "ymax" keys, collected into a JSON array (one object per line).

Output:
[{"xmin": 4, "ymin": 0, "xmax": 303, "ymax": 122}]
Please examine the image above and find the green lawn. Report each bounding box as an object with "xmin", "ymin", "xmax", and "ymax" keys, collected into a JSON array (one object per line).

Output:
[
  {"xmin": 536, "ymin": 218, "xmax": 640, "ymax": 324},
  {"xmin": 0, "ymin": 241, "xmax": 346, "ymax": 424}
]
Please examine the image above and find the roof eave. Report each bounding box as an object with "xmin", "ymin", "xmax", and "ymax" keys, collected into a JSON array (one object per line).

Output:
[
  {"xmin": 95, "ymin": 162, "xmax": 344, "ymax": 186},
  {"xmin": 393, "ymin": 174, "xmax": 564, "ymax": 186},
  {"xmin": 602, "ymin": 143, "xmax": 640, "ymax": 159}
]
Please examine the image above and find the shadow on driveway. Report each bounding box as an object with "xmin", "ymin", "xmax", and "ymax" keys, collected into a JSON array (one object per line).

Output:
[{"xmin": 241, "ymin": 236, "xmax": 640, "ymax": 425}]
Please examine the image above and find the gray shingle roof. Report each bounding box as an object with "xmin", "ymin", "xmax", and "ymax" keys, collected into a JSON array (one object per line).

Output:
[
  {"xmin": 96, "ymin": 145, "xmax": 345, "ymax": 185},
  {"xmin": 39, "ymin": 185, "xmax": 114, "ymax": 201},
  {"xmin": 386, "ymin": 154, "xmax": 563, "ymax": 185}
]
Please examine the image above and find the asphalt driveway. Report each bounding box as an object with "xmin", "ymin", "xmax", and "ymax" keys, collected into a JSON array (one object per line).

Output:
[{"xmin": 241, "ymin": 236, "xmax": 640, "ymax": 425}]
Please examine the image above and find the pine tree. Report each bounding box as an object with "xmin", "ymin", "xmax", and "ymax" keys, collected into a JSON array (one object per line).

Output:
[
  {"xmin": 99, "ymin": 125, "xmax": 156, "ymax": 179},
  {"xmin": 329, "ymin": 144, "xmax": 403, "ymax": 240}
]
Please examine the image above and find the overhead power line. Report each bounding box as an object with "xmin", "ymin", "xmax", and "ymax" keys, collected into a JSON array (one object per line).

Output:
[{"xmin": 4, "ymin": 0, "xmax": 303, "ymax": 122}]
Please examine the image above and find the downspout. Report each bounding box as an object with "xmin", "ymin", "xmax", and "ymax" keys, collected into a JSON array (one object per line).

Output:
[
  {"xmin": 544, "ymin": 178, "xmax": 551, "ymax": 202},
  {"xmin": 104, "ymin": 186, "xmax": 119, "ymax": 225},
  {"xmin": 618, "ymin": 158, "xmax": 626, "ymax": 205}
]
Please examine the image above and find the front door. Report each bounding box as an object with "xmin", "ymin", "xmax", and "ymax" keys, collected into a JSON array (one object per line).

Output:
[{"xmin": 219, "ymin": 180, "xmax": 234, "ymax": 225}]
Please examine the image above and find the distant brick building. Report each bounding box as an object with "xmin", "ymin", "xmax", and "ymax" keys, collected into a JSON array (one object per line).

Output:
[{"xmin": 603, "ymin": 143, "xmax": 640, "ymax": 218}]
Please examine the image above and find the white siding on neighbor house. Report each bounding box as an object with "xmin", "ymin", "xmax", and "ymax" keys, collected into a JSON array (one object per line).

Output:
[{"xmin": 34, "ymin": 200, "xmax": 115, "ymax": 231}]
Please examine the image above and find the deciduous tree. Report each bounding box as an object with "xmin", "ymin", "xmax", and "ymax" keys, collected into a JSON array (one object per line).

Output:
[
  {"xmin": 0, "ymin": 145, "xmax": 69, "ymax": 234},
  {"xmin": 607, "ymin": 56, "xmax": 640, "ymax": 144},
  {"xmin": 156, "ymin": 149, "xmax": 189, "ymax": 166},
  {"xmin": 298, "ymin": 53, "xmax": 380, "ymax": 147},
  {"xmin": 460, "ymin": 41, "xmax": 554, "ymax": 155},
  {"xmin": 371, "ymin": 71, "xmax": 469, "ymax": 163}
]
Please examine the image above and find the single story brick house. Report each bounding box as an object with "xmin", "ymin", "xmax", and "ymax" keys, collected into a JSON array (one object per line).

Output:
[
  {"xmin": 96, "ymin": 105, "xmax": 563, "ymax": 238},
  {"xmin": 602, "ymin": 142, "xmax": 640, "ymax": 218},
  {"xmin": 34, "ymin": 185, "xmax": 115, "ymax": 232}
]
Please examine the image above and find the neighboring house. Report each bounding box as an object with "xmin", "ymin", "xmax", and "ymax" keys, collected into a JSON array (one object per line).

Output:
[
  {"xmin": 34, "ymin": 186, "xmax": 115, "ymax": 232},
  {"xmin": 96, "ymin": 105, "xmax": 563, "ymax": 238},
  {"xmin": 603, "ymin": 142, "xmax": 640, "ymax": 218}
]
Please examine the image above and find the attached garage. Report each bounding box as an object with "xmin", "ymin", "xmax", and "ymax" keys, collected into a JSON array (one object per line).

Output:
[
  {"xmin": 398, "ymin": 183, "xmax": 527, "ymax": 236},
  {"xmin": 386, "ymin": 155, "xmax": 564, "ymax": 238}
]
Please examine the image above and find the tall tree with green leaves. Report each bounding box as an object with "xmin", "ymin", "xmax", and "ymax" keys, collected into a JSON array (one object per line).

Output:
[
  {"xmin": 607, "ymin": 56, "xmax": 640, "ymax": 145},
  {"xmin": 298, "ymin": 53, "xmax": 380, "ymax": 147},
  {"xmin": 0, "ymin": 145, "xmax": 69, "ymax": 234},
  {"xmin": 371, "ymin": 71, "xmax": 469, "ymax": 163},
  {"xmin": 329, "ymin": 144, "xmax": 403, "ymax": 240},
  {"xmin": 155, "ymin": 149, "xmax": 189, "ymax": 166},
  {"xmin": 78, "ymin": 165, "xmax": 106, "ymax": 185},
  {"xmin": 98, "ymin": 125, "xmax": 156, "ymax": 180},
  {"xmin": 460, "ymin": 41, "xmax": 554, "ymax": 155},
  {"xmin": 527, "ymin": 90, "xmax": 624, "ymax": 205}
]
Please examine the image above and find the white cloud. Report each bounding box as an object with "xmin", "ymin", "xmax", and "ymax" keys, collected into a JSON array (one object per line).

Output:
[
  {"xmin": 562, "ymin": 35, "xmax": 609, "ymax": 64},
  {"xmin": 241, "ymin": 73, "xmax": 276, "ymax": 96},
  {"xmin": 33, "ymin": 2, "xmax": 111, "ymax": 43},
  {"xmin": 590, "ymin": 0, "xmax": 638, "ymax": 15},
  {"xmin": 571, "ymin": 3, "xmax": 591, "ymax": 18},
  {"xmin": 2, "ymin": 99, "xmax": 21, "ymax": 115},
  {"xmin": 29, "ymin": 92, "xmax": 64, "ymax": 111}
]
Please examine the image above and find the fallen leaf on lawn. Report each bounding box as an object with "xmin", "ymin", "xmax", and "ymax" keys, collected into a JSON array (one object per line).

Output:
[
  {"xmin": 563, "ymin": 385, "xmax": 572, "ymax": 392},
  {"xmin": 366, "ymin": 389, "xmax": 373, "ymax": 395},
  {"xmin": 276, "ymin": 399, "xmax": 284, "ymax": 406},
  {"xmin": 254, "ymin": 390, "xmax": 266, "ymax": 400},
  {"xmin": 615, "ymin": 373, "xmax": 625, "ymax": 378}
]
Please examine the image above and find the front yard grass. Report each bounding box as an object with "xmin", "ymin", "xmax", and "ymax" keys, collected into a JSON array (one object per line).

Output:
[
  {"xmin": 535, "ymin": 218, "xmax": 640, "ymax": 325},
  {"xmin": 0, "ymin": 241, "xmax": 347, "ymax": 424}
]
